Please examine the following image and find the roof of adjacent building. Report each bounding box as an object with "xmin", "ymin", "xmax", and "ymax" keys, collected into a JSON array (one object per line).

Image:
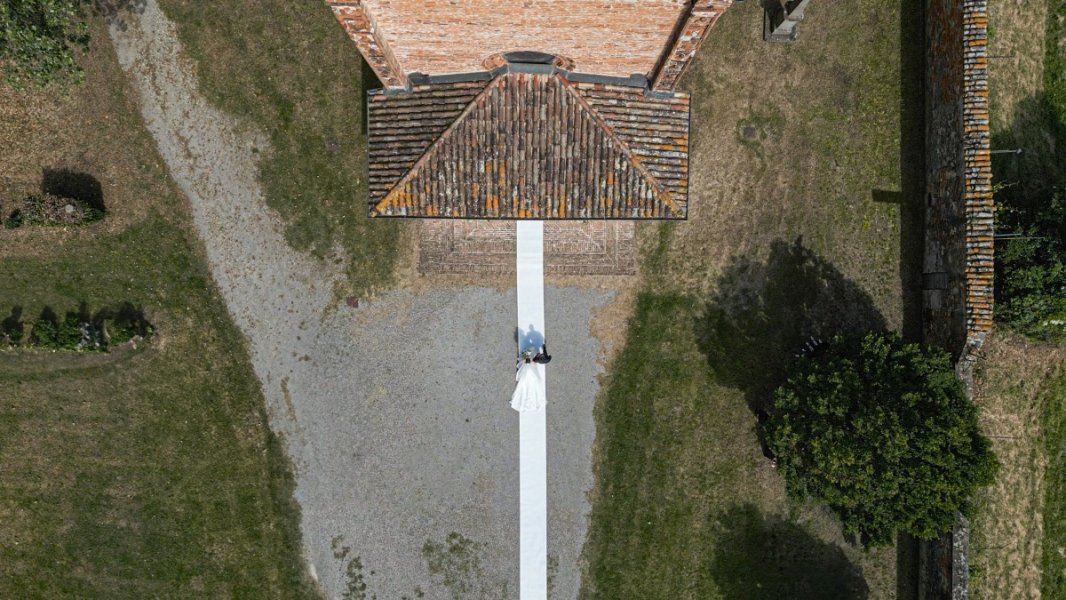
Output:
[
  {"xmin": 355, "ymin": 0, "xmax": 688, "ymax": 79},
  {"xmin": 368, "ymin": 69, "xmax": 690, "ymax": 219}
]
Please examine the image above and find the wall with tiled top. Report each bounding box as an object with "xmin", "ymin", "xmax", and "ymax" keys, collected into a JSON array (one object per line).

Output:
[
  {"xmin": 923, "ymin": 0, "xmax": 994, "ymax": 358},
  {"xmin": 919, "ymin": 4, "xmax": 993, "ymax": 596}
]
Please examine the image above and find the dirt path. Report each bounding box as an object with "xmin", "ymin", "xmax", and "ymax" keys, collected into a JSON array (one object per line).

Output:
[{"xmin": 108, "ymin": 3, "xmax": 613, "ymax": 598}]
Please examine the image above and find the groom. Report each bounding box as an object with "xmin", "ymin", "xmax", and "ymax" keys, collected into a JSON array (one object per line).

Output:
[{"xmin": 532, "ymin": 342, "xmax": 551, "ymax": 365}]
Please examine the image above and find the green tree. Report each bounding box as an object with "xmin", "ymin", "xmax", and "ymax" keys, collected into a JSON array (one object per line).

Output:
[
  {"xmin": 0, "ymin": 0, "xmax": 90, "ymax": 88},
  {"xmin": 765, "ymin": 332, "xmax": 998, "ymax": 547}
]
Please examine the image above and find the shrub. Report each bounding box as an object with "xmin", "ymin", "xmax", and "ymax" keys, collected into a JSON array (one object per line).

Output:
[
  {"xmin": 995, "ymin": 189, "xmax": 1066, "ymax": 342},
  {"xmin": 104, "ymin": 302, "xmax": 152, "ymax": 345},
  {"xmin": 0, "ymin": 0, "xmax": 91, "ymax": 89},
  {"xmin": 5, "ymin": 193, "xmax": 103, "ymax": 227},
  {"xmin": 3, "ymin": 210, "xmax": 23, "ymax": 229},
  {"xmin": 765, "ymin": 331, "xmax": 999, "ymax": 547},
  {"xmin": 20, "ymin": 302, "xmax": 149, "ymax": 351},
  {"xmin": 30, "ymin": 307, "xmax": 61, "ymax": 348}
]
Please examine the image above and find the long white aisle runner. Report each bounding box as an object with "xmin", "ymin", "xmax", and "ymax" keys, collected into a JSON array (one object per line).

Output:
[{"xmin": 516, "ymin": 221, "xmax": 547, "ymax": 599}]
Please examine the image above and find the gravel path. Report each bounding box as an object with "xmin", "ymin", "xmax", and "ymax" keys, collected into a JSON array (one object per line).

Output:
[{"xmin": 109, "ymin": 3, "xmax": 612, "ymax": 598}]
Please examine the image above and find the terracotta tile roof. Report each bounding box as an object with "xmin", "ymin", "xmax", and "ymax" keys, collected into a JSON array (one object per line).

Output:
[{"xmin": 367, "ymin": 72, "xmax": 689, "ymax": 219}]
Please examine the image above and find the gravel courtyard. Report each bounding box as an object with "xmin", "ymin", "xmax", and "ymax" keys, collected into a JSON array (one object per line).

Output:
[{"xmin": 109, "ymin": 3, "xmax": 614, "ymax": 597}]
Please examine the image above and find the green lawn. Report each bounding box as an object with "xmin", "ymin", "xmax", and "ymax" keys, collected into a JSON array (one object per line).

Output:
[
  {"xmin": 0, "ymin": 218, "xmax": 319, "ymax": 598},
  {"xmin": 969, "ymin": 1, "xmax": 1066, "ymax": 597},
  {"xmin": 157, "ymin": 0, "xmax": 400, "ymax": 299},
  {"xmin": 580, "ymin": 1, "xmax": 919, "ymax": 598},
  {"xmin": 0, "ymin": 16, "xmax": 320, "ymax": 599},
  {"xmin": 1041, "ymin": 368, "xmax": 1066, "ymax": 598}
]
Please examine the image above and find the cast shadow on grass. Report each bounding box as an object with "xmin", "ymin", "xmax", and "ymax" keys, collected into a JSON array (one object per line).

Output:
[
  {"xmin": 41, "ymin": 168, "xmax": 105, "ymax": 214},
  {"xmin": 1, "ymin": 306, "xmax": 24, "ymax": 345},
  {"xmin": 895, "ymin": 1, "xmax": 925, "ymax": 594},
  {"xmin": 696, "ymin": 238, "xmax": 886, "ymax": 414},
  {"xmin": 710, "ymin": 504, "xmax": 870, "ymax": 600},
  {"xmin": 991, "ymin": 93, "xmax": 1065, "ymax": 214}
]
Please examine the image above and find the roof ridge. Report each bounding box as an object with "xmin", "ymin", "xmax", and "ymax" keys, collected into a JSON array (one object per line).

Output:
[
  {"xmin": 557, "ymin": 78, "xmax": 681, "ymax": 217},
  {"xmin": 373, "ymin": 76, "xmax": 502, "ymax": 214}
]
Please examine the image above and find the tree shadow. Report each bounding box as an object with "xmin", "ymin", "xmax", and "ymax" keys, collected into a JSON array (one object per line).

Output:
[
  {"xmin": 41, "ymin": 168, "xmax": 105, "ymax": 213},
  {"xmin": 696, "ymin": 239, "xmax": 886, "ymax": 413},
  {"xmin": 709, "ymin": 504, "xmax": 870, "ymax": 600},
  {"xmin": 991, "ymin": 93, "xmax": 1064, "ymax": 220},
  {"xmin": 91, "ymin": 0, "xmax": 147, "ymax": 31},
  {"xmin": 1, "ymin": 306, "xmax": 24, "ymax": 345}
]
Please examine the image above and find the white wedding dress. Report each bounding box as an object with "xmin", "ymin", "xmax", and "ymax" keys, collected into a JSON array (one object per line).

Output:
[{"xmin": 511, "ymin": 362, "xmax": 546, "ymax": 412}]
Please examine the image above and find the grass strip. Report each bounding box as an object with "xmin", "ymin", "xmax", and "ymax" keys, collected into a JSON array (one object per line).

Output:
[
  {"xmin": 1046, "ymin": 0, "xmax": 1066, "ymax": 152},
  {"xmin": 1042, "ymin": 368, "xmax": 1066, "ymax": 598}
]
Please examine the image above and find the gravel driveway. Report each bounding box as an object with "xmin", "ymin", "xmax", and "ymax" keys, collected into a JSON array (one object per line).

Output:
[{"xmin": 109, "ymin": 3, "xmax": 612, "ymax": 598}]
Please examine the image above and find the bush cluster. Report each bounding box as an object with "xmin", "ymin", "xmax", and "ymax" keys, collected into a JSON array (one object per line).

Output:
[
  {"xmin": 765, "ymin": 331, "xmax": 998, "ymax": 547},
  {"xmin": 3, "ymin": 193, "xmax": 104, "ymax": 229},
  {"xmin": 995, "ymin": 188, "xmax": 1066, "ymax": 342},
  {"xmin": 1, "ymin": 303, "xmax": 153, "ymax": 351}
]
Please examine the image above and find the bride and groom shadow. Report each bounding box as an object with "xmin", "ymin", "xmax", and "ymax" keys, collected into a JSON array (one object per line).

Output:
[
  {"xmin": 515, "ymin": 324, "xmax": 552, "ymax": 365},
  {"xmin": 515, "ymin": 324, "xmax": 545, "ymax": 358}
]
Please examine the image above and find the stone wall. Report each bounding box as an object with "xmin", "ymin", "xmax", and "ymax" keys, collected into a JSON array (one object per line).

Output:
[
  {"xmin": 923, "ymin": 0, "xmax": 994, "ymax": 356},
  {"xmin": 921, "ymin": 2, "xmax": 993, "ymax": 596}
]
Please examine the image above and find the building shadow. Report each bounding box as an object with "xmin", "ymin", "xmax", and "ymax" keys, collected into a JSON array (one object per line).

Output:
[
  {"xmin": 709, "ymin": 504, "xmax": 870, "ymax": 600},
  {"xmin": 896, "ymin": 0, "xmax": 926, "ymax": 593},
  {"xmin": 360, "ymin": 58, "xmax": 381, "ymax": 137},
  {"xmin": 696, "ymin": 238, "xmax": 886, "ymax": 414},
  {"xmin": 41, "ymin": 168, "xmax": 105, "ymax": 213}
]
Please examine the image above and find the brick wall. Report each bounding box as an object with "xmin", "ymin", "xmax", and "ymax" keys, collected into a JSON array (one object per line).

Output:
[
  {"xmin": 327, "ymin": 1, "xmax": 407, "ymax": 88},
  {"xmin": 355, "ymin": 0, "xmax": 688, "ymax": 78},
  {"xmin": 653, "ymin": 0, "xmax": 733, "ymax": 90}
]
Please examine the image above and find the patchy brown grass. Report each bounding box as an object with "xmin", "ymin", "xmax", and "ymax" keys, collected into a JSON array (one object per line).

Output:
[
  {"xmin": 659, "ymin": 2, "xmax": 918, "ymax": 329},
  {"xmin": 969, "ymin": 334, "xmax": 1066, "ymax": 599},
  {"xmin": 0, "ymin": 22, "xmax": 177, "ymax": 253},
  {"xmin": 581, "ymin": 2, "xmax": 919, "ymax": 598},
  {"xmin": 987, "ymin": 0, "xmax": 1064, "ymax": 191},
  {"xmin": 0, "ymin": 17, "xmax": 319, "ymax": 598},
  {"xmin": 988, "ymin": 0, "xmax": 1050, "ymax": 129}
]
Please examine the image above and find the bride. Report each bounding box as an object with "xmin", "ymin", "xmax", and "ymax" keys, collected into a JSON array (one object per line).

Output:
[{"xmin": 511, "ymin": 353, "xmax": 546, "ymax": 412}]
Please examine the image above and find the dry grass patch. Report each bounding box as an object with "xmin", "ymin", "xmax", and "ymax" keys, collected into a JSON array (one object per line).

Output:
[
  {"xmin": 970, "ymin": 334, "xmax": 1066, "ymax": 600},
  {"xmin": 581, "ymin": 3, "xmax": 917, "ymax": 598},
  {"xmin": 988, "ymin": 0, "xmax": 1050, "ymax": 129},
  {"xmin": 0, "ymin": 23, "xmax": 173, "ymax": 253}
]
